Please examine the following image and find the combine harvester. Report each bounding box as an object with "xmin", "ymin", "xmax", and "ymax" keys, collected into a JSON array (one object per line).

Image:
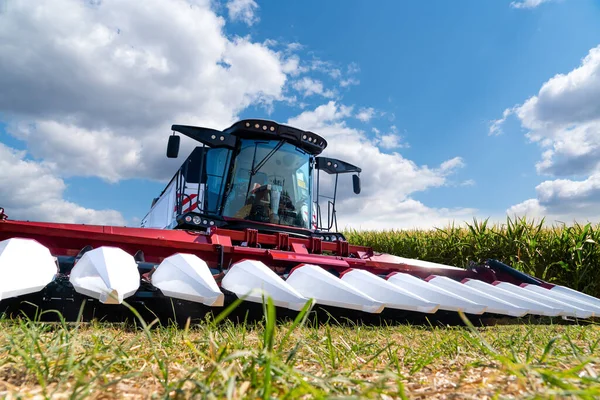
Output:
[{"xmin": 1, "ymin": 119, "xmax": 600, "ymax": 325}]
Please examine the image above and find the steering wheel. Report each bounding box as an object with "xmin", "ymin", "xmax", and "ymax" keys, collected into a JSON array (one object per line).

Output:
[{"xmin": 246, "ymin": 204, "xmax": 270, "ymax": 222}]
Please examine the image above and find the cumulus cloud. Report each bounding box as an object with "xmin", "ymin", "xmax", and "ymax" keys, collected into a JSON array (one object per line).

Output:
[
  {"xmin": 514, "ymin": 45, "xmax": 600, "ymax": 177},
  {"xmin": 0, "ymin": 0, "xmax": 296, "ymax": 182},
  {"xmin": 371, "ymin": 125, "xmax": 407, "ymax": 150},
  {"xmin": 9, "ymin": 120, "xmax": 145, "ymax": 183},
  {"xmin": 378, "ymin": 134, "xmax": 404, "ymax": 149},
  {"xmin": 287, "ymin": 102, "xmax": 474, "ymax": 229},
  {"xmin": 507, "ymin": 173, "xmax": 600, "ymax": 223},
  {"xmin": 226, "ymin": 0, "xmax": 259, "ymax": 26},
  {"xmin": 501, "ymin": 44, "xmax": 600, "ymax": 222},
  {"xmin": 491, "ymin": 45, "xmax": 600, "ymax": 177},
  {"xmin": 355, "ymin": 107, "xmax": 375, "ymax": 122},
  {"xmin": 292, "ymin": 77, "xmax": 335, "ymax": 98},
  {"xmin": 0, "ymin": 143, "xmax": 125, "ymax": 225},
  {"xmin": 510, "ymin": 0, "xmax": 553, "ymax": 8}
]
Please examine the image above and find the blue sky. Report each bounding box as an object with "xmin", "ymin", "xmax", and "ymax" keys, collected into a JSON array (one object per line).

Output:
[{"xmin": 1, "ymin": 0, "xmax": 600, "ymax": 229}]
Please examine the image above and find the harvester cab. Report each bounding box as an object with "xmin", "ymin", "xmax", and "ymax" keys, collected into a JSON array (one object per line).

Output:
[{"xmin": 141, "ymin": 119, "xmax": 361, "ymax": 240}]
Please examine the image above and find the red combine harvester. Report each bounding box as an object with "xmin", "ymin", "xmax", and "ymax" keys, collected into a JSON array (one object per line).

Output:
[{"xmin": 1, "ymin": 119, "xmax": 600, "ymax": 324}]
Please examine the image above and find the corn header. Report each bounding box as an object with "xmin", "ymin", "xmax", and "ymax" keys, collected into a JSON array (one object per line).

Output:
[{"xmin": 1, "ymin": 119, "xmax": 599, "ymax": 324}]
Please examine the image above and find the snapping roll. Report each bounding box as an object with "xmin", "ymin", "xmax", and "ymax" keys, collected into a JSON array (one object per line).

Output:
[
  {"xmin": 222, "ymin": 259, "xmax": 310, "ymax": 311},
  {"xmin": 286, "ymin": 264, "xmax": 384, "ymax": 313},
  {"xmin": 152, "ymin": 253, "xmax": 224, "ymax": 307},
  {"xmin": 0, "ymin": 238, "xmax": 57, "ymax": 301},
  {"xmin": 70, "ymin": 247, "xmax": 140, "ymax": 304}
]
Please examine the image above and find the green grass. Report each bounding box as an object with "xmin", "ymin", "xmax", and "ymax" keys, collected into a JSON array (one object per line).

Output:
[
  {"xmin": 345, "ymin": 217, "xmax": 600, "ymax": 298},
  {"xmin": 1, "ymin": 307, "xmax": 600, "ymax": 399}
]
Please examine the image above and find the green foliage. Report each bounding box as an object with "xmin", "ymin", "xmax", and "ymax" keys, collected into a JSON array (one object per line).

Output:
[{"xmin": 344, "ymin": 216, "xmax": 600, "ymax": 297}]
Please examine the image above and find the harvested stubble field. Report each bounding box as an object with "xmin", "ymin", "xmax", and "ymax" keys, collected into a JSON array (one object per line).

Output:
[
  {"xmin": 2, "ymin": 218, "xmax": 600, "ymax": 399},
  {"xmin": 0, "ymin": 308, "xmax": 599, "ymax": 399}
]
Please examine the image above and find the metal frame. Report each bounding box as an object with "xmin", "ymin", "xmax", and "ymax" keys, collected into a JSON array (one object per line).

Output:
[
  {"xmin": 314, "ymin": 157, "xmax": 361, "ymax": 232},
  {"xmin": 0, "ymin": 218, "xmax": 554, "ymax": 289}
]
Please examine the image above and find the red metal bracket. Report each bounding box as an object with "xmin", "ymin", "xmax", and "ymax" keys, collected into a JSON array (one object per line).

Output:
[
  {"xmin": 275, "ymin": 232, "xmax": 289, "ymax": 250},
  {"xmin": 291, "ymin": 242, "xmax": 309, "ymax": 254},
  {"xmin": 245, "ymin": 228, "xmax": 258, "ymax": 247},
  {"xmin": 270, "ymin": 251, "xmax": 349, "ymax": 268},
  {"xmin": 336, "ymin": 240, "xmax": 349, "ymax": 257},
  {"xmin": 210, "ymin": 233, "xmax": 232, "ymax": 247},
  {"xmin": 309, "ymin": 237, "xmax": 322, "ymax": 254}
]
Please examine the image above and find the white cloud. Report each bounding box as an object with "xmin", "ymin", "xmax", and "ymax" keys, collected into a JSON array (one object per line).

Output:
[
  {"xmin": 0, "ymin": 0, "xmax": 297, "ymax": 182},
  {"xmin": 493, "ymin": 45, "xmax": 600, "ymax": 177},
  {"xmin": 507, "ymin": 198, "xmax": 545, "ymax": 217},
  {"xmin": 292, "ymin": 77, "xmax": 335, "ymax": 98},
  {"xmin": 517, "ymin": 45, "xmax": 600, "ymax": 132},
  {"xmin": 372, "ymin": 125, "xmax": 407, "ymax": 150},
  {"xmin": 502, "ymin": 45, "xmax": 600, "ymax": 222},
  {"xmin": 287, "ymin": 102, "xmax": 473, "ymax": 229},
  {"xmin": 295, "ymin": 59, "xmax": 360, "ymax": 89},
  {"xmin": 339, "ymin": 198, "xmax": 478, "ymax": 231},
  {"xmin": 0, "ymin": 143, "xmax": 125, "ymax": 225},
  {"xmin": 488, "ymin": 108, "xmax": 513, "ymax": 136},
  {"xmin": 281, "ymin": 55, "xmax": 302, "ymax": 76},
  {"xmin": 355, "ymin": 107, "xmax": 375, "ymax": 122},
  {"xmin": 286, "ymin": 42, "xmax": 303, "ymax": 52},
  {"xmin": 536, "ymin": 175, "xmax": 600, "ymax": 206},
  {"xmin": 378, "ymin": 134, "xmax": 404, "ymax": 149},
  {"xmin": 507, "ymin": 173, "xmax": 600, "ymax": 224},
  {"xmin": 309, "ymin": 59, "xmax": 338, "ymax": 76},
  {"xmin": 288, "ymin": 101, "xmax": 352, "ymax": 128},
  {"xmin": 329, "ymin": 69, "xmax": 342, "ymax": 79},
  {"xmin": 9, "ymin": 120, "xmax": 144, "ymax": 183},
  {"xmin": 226, "ymin": 0, "xmax": 259, "ymax": 26},
  {"xmin": 440, "ymin": 157, "xmax": 465, "ymax": 171},
  {"xmin": 510, "ymin": 0, "xmax": 553, "ymax": 9},
  {"xmin": 340, "ymin": 78, "xmax": 360, "ymax": 87}
]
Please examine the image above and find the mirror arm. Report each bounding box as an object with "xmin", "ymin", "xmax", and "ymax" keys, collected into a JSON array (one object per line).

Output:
[{"xmin": 171, "ymin": 125, "xmax": 236, "ymax": 148}]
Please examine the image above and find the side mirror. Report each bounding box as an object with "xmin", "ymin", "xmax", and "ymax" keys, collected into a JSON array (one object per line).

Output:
[
  {"xmin": 352, "ymin": 174, "xmax": 361, "ymax": 194},
  {"xmin": 166, "ymin": 134, "xmax": 180, "ymax": 158}
]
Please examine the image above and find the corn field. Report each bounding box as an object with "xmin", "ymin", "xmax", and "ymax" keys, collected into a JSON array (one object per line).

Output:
[{"xmin": 344, "ymin": 217, "xmax": 600, "ymax": 298}]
